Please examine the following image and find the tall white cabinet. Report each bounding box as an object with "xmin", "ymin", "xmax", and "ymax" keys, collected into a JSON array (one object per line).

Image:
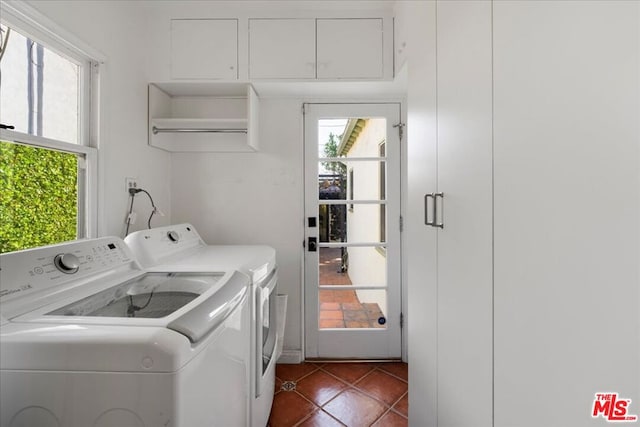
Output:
[
  {"xmin": 406, "ymin": 1, "xmax": 493, "ymax": 426},
  {"xmin": 405, "ymin": 1, "xmax": 639, "ymax": 426},
  {"xmin": 493, "ymin": 2, "xmax": 639, "ymax": 426},
  {"xmin": 405, "ymin": 2, "xmax": 438, "ymax": 426},
  {"xmin": 435, "ymin": 2, "xmax": 493, "ymax": 427}
]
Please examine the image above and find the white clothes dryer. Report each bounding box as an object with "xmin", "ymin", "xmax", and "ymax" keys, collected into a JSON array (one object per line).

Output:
[
  {"xmin": 0, "ymin": 237, "xmax": 251, "ymax": 427},
  {"xmin": 125, "ymin": 224, "xmax": 284, "ymax": 427}
]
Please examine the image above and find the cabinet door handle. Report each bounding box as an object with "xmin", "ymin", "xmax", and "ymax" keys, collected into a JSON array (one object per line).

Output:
[
  {"xmin": 424, "ymin": 193, "xmax": 435, "ymax": 226},
  {"xmin": 434, "ymin": 192, "xmax": 444, "ymax": 229}
]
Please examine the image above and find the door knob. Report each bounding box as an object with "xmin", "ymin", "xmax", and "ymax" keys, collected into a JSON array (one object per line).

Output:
[{"xmin": 308, "ymin": 237, "xmax": 317, "ymax": 252}]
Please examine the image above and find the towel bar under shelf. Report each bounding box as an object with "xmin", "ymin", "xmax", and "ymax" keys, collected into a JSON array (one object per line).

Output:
[{"xmin": 152, "ymin": 126, "xmax": 248, "ymax": 135}]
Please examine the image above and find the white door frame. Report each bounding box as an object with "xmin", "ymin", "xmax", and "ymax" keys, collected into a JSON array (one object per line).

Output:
[{"xmin": 303, "ymin": 102, "xmax": 403, "ymax": 359}]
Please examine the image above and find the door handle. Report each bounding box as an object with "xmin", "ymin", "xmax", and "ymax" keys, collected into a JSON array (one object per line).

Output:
[
  {"xmin": 308, "ymin": 237, "xmax": 317, "ymax": 252},
  {"xmin": 424, "ymin": 192, "xmax": 444, "ymax": 228},
  {"xmin": 424, "ymin": 193, "xmax": 435, "ymax": 226},
  {"xmin": 434, "ymin": 192, "xmax": 444, "ymax": 229}
]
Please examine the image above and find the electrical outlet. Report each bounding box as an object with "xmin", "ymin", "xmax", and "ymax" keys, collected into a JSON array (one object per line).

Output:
[{"xmin": 125, "ymin": 177, "xmax": 138, "ymax": 192}]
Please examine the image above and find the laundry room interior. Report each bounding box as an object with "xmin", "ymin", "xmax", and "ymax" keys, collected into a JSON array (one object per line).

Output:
[{"xmin": 0, "ymin": 1, "xmax": 638, "ymax": 427}]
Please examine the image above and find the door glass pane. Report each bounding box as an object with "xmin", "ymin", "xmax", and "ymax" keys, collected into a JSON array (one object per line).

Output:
[
  {"xmin": 320, "ymin": 159, "xmax": 386, "ymax": 201},
  {"xmin": 318, "ymin": 204, "xmax": 347, "ymax": 243},
  {"xmin": 319, "ymin": 246, "xmax": 386, "ymax": 288},
  {"xmin": 319, "ymin": 204, "xmax": 385, "ymax": 244},
  {"xmin": 0, "ymin": 141, "xmax": 79, "ymax": 253},
  {"xmin": 0, "ymin": 25, "xmax": 79, "ymax": 144},
  {"xmin": 319, "ymin": 288, "xmax": 387, "ymax": 329},
  {"xmin": 318, "ymin": 118, "xmax": 387, "ymax": 159}
]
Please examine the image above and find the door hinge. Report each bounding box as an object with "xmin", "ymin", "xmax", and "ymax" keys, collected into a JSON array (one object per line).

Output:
[
  {"xmin": 393, "ymin": 122, "xmax": 406, "ymax": 141},
  {"xmin": 400, "ymin": 312, "xmax": 404, "ymax": 328},
  {"xmin": 399, "ymin": 215, "xmax": 404, "ymax": 232}
]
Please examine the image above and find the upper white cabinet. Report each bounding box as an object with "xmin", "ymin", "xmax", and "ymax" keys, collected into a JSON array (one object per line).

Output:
[
  {"xmin": 247, "ymin": 17, "xmax": 392, "ymax": 81},
  {"xmin": 171, "ymin": 19, "xmax": 238, "ymax": 80},
  {"xmin": 249, "ymin": 19, "xmax": 316, "ymax": 79},
  {"xmin": 317, "ymin": 19, "xmax": 384, "ymax": 79},
  {"xmin": 393, "ymin": 3, "xmax": 409, "ymax": 75}
]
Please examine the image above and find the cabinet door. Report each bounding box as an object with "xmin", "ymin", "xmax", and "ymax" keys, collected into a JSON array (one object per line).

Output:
[
  {"xmin": 393, "ymin": 3, "xmax": 410, "ymax": 76},
  {"xmin": 249, "ymin": 19, "xmax": 316, "ymax": 79},
  {"xmin": 171, "ymin": 19, "xmax": 238, "ymax": 80},
  {"xmin": 436, "ymin": 2, "xmax": 493, "ymax": 426},
  {"xmin": 493, "ymin": 2, "xmax": 639, "ymax": 426},
  {"xmin": 404, "ymin": 2, "xmax": 438, "ymax": 426},
  {"xmin": 316, "ymin": 18, "xmax": 383, "ymax": 79}
]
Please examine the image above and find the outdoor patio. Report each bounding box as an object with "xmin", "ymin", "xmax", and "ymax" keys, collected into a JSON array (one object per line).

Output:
[{"xmin": 319, "ymin": 247, "xmax": 385, "ymax": 328}]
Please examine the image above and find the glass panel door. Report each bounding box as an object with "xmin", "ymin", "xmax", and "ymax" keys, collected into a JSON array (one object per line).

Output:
[{"xmin": 304, "ymin": 103, "xmax": 401, "ymax": 359}]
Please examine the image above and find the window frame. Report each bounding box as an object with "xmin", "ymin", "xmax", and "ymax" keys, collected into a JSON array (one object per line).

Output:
[{"xmin": 0, "ymin": 1, "xmax": 102, "ymax": 244}]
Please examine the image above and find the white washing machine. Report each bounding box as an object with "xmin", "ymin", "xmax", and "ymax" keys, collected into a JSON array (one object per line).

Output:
[
  {"xmin": 125, "ymin": 224, "xmax": 285, "ymax": 427},
  {"xmin": 0, "ymin": 237, "xmax": 251, "ymax": 427}
]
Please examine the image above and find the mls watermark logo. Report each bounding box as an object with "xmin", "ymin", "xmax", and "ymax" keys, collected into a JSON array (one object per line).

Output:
[{"xmin": 592, "ymin": 393, "xmax": 638, "ymax": 423}]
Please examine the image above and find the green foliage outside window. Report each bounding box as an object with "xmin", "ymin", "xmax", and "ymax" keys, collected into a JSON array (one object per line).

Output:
[{"xmin": 0, "ymin": 140, "xmax": 78, "ymax": 253}]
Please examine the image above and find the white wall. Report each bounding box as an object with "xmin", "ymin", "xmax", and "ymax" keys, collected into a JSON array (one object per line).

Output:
[
  {"xmin": 25, "ymin": 0, "xmax": 173, "ymax": 238},
  {"xmin": 345, "ymin": 119, "xmax": 387, "ymax": 314},
  {"xmin": 171, "ymin": 99, "xmax": 305, "ymax": 354}
]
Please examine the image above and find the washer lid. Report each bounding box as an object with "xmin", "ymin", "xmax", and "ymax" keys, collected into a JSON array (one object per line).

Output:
[
  {"xmin": 1, "ymin": 271, "xmax": 250, "ymax": 372},
  {"xmin": 47, "ymin": 272, "xmax": 222, "ymax": 319},
  {"xmin": 167, "ymin": 271, "xmax": 248, "ymax": 342},
  {"xmin": 46, "ymin": 271, "xmax": 249, "ymax": 343}
]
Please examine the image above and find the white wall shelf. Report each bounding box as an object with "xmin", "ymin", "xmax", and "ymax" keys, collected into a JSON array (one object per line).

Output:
[{"xmin": 148, "ymin": 82, "xmax": 259, "ymax": 152}]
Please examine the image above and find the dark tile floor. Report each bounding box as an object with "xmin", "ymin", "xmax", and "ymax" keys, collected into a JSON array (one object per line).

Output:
[{"xmin": 269, "ymin": 362, "xmax": 408, "ymax": 427}]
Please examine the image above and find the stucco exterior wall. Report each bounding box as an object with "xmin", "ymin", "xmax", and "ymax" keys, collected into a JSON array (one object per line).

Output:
[{"xmin": 345, "ymin": 118, "xmax": 387, "ymax": 316}]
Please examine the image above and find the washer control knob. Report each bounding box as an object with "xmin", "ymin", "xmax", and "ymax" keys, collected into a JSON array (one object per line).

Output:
[
  {"xmin": 54, "ymin": 253, "xmax": 80, "ymax": 274},
  {"xmin": 167, "ymin": 231, "xmax": 179, "ymax": 243}
]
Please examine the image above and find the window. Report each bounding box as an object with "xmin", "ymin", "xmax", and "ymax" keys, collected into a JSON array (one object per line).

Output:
[{"xmin": 0, "ymin": 8, "xmax": 98, "ymax": 253}]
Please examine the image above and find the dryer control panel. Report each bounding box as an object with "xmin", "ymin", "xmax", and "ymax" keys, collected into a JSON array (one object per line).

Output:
[
  {"xmin": 0, "ymin": 237, "xmax": 139, "ymax": 308},
  {"xmin": 125, "ymin": 223, "xmax": 204, "ymax": 268}
]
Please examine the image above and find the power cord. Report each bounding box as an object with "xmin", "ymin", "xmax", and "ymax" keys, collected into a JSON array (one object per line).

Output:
[{"xmin": 124, "ymin": 187, "xmax": 159, "ymax": 236}]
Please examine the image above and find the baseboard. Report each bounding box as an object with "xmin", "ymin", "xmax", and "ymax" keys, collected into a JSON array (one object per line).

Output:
[{"xmin": 277, "ymin": 349, "xmax": 303, "ymax": 364}]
